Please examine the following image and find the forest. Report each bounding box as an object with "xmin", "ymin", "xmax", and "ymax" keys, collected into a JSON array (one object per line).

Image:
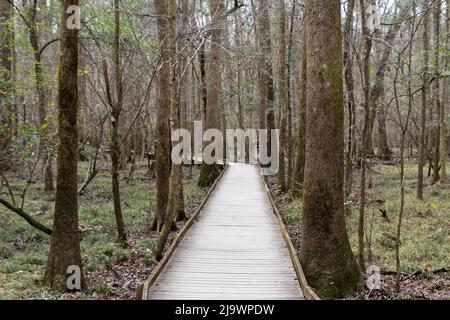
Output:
[{"xmin": 0, "ymin": 0, "xmax": 449, "ymax": 301}]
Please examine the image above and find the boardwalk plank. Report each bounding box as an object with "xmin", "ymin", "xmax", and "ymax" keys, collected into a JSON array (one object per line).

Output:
[{"xmin": 146, "ymin": 163, "xmax": 304, "ymax": 300}]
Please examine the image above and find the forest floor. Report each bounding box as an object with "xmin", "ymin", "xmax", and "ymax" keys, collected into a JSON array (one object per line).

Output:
[
  {"xmin": 2, "ymin": 160, "xmax": 449, "ymax": 300},
  {"xmin": 0, "ymin": 162, "xmax": 208, "ymax": 300},
  {"xmin": 267, "ymin": 162, "xmax": 450, "ymax": 300}
]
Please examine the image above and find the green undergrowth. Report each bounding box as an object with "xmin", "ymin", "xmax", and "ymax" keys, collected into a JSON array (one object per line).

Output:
[
  {"xmin": 276, "ymin": 163, "xmax": 450, "ymax": 274},
  {"xmin": 0, "ymin": 162, "xmax": 204, "ymax": 299}
]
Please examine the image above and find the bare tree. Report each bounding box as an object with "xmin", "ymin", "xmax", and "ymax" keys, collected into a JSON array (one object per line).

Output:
[
  {"xmin": 154, "ymin": 0, "xmax": 183, "ymax": 260},
  {"xmin": 300, "ymin": 0, "xmax": 361, "ymax": 298},
  {"xmin": 276, "ymin": 0, "xmax": 288, "ymax": 192},
  {"xmin": 43, "ymin": 0, "xmax": 85, "ymax": 290},
  {"xmin": 418, "ymin": 0, "xmax": 431, "ymax": 199},
  {"xmin": 153, "ymin": 0, "xmax": 171, "ymax": 230},
  {"xmin": 198, "ymin": 0, "xmax": 225, "ymax": 187}
]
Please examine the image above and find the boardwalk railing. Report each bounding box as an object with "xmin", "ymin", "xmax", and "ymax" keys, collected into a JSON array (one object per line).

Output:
[
  {"xmin": 258, "ymin": 169, "xmax": 320, "ymax": 300},
  {"xmin": 137, "ymin": 163, "xmax": 319, "ymax": 300},
  {"xmin": 136, "ymin": 164, "xmax": 229, "ymax": 300}
]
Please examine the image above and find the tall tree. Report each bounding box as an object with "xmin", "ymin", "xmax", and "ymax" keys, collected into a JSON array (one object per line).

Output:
[
  {"xmin": 300, "ymin": 0, "xmax": 361, "ymax": 298},
  {"xmin": 418, "ymin": 0, "xmax": 430, "ymax": 200},
  {"xmin": 343, "ymin": 0, "xmax": 356, "ymax": 210},
  {"xmin": 292, "ymin": 30, "xmax": 306, "ymax": 195},
  {"xmin": 276, "ymin": 0, "xmax": 288, "ymax": 192},
  {"xmin": 175, "ymin": 0, "xmax": 189, "ymax": 222},
  {"xmin": 154, "ymin": 0, "xmax": 182, "ymax": 260},
  {"xmin": 44, "ymin": 0, "xmax": 85, "ymax": 290},
  {"xmin": 358, "ymin": 0, "xmax": 373, "ymax": 270},
  {"xmin": 0, "ymin": 0, "xmax": 14, "ymax": 165},
  {"xmin": 153, "ymin": 0, "xmax": 171, "ymax": 230},
  {"xmin": 258, "ymin": 0, "xmax": 275, "ymax": 153},
  {"xmin": 110, "ymin": 0, "xmax": 127, "ymax": 243},
  {"xmin": 252, "ymin": 0, "xmax": 266, "ymax": 131},
  {"xmin": 432, "ymin": 1, "xmax": 441, "ymax": 183},
  {"xmin": 198, "ymin": 0, "xmax": 225, "ymax": 188},
  {"xmin": 370, "ymin": 5, "xmax": 409, "ymax": 158},
  {"xmin": 440, "ymin": 0, "xmax": 449, "ymax": 182},
  {"xmin": 28, "ymin": 0, "xmax": 54, "ymax": 192}
]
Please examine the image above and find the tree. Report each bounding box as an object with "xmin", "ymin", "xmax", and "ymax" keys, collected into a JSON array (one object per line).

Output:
[
  {"xmin": 108, "ymin": 0, "xmax": 127, "ymax": 243},
  {"xmin": 258, "ymin": 0, "xmax": 275, "ymax": 155},
  {"xmin": 251, "ymin": 0, "xmax": 266, "ymax": 131},
  {"xmin": 418, "ymin": 0, "xmax": 431, "ymax": 200},
  {"xmin": 372, "ymin": 8, "xmax": 409, "ymax": 159},
  {"xmin": 432, "ymin": 1, "xmax": 441, "ymax": 183},
  {"xmin": 440, "ymin": 0, "xmax": 449, "ymax": 182},
  {"xmin": 154, "ymin": 0, "xmax": 182, "ymax": 260},
  {"xmin": 343, "ymin": 0, "xmax": 356, "ymax": 210},
  {"xmin": 276, "ymin": 0, "xmax": 288, "ymax": 192},
  {"xmin": 153, "ymin": 0, "xmax": 172, "ymax": 230},
  {"xmin": 28, "ymin": 0, "xmax": 54, "ymax": 192},
  {"xmin": 198, "ymin": 0, "xmax": 225, "ymax": 188},
  {"xmin": 292, "ymin": 30, "xmax": 306, "ymax": 195},
  {"xmin": 0, "ymin": 0, "xmax": 14, "ymax": 166},
  {"xmin": 43, "ymin": 0, "xmax": 85, "ymax": 290},
  {"xmin": 300, "ymin": 0, "xmax": 361, "ymax": 298},
  {"xmin": 358, "ymin": 0, "xmax": 373, "ymax": 271}
]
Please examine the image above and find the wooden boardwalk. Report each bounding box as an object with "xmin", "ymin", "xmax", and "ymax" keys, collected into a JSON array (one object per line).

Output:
[{"xmin": 143, "ymin": 163, "xmax": 305, "ymax": 300}]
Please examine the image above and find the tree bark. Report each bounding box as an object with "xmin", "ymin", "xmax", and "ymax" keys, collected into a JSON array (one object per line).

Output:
[
  {"xmin": 358, "ymin": 0, "xmax": 373, "ymax": 271},
  {"xmin": 418, "ymin": 1, "xmax": 430, "ymax": 200},
  {"xmin": 28, "ymin": 0, "xmax": 54, "ymax": 192},
  {"xmin": 343, "ymin": 0, "xmax": 356, "ymax": 210},
  {"xmin": 370, "ymin": 7, "xmax": 408, "ymax": 158},
  {"xmin": 110, "ymin": 0, "xmax": 127, "ymax": 243},
  {"xmin": 258, "ymin": 0, "xmax": 276, "ymax": 159},
  {"xmin": 153, "ymin": 0, "xmax": 172, "ymax": 230},
  {"xmin": 301, "ymin": 0, "xmax": 361, "ymax": 298},
  {"xmin": 276, "ymin": 0, "xmax": 288, "ymax": 192},
  {"xmin": 198, "ymin": 0, "xmax": 225, "ymax": 188},
  {"xmin": 154, "ymin": 0, "xmax": 183, "ymax": 261},
  {"xmin": 432, "ymin": 2, "xmax": 441, "ymax": 183},
  {"xmin": 44, "ymin": 0, "xmax": 85, "ymax": 290},
  {"xmin": 252, "ymin": 0, "xmax": 266, "ymax": 130},
  {"xmin": 440, "ymin": 0, "xmax": 449, "ymax": 182},
  {"xmin": 292, "ymin": 31, "xmax": 306, "ymax": 196},
  {"xmin": 0, "ymin": 0, "xmax": 14, "ymax": 170}
]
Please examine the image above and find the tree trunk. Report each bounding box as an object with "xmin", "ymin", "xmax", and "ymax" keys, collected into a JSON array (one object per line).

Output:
[
  {"xmin": 153, "ymin": 0, "xmax": 172, "ymax": 231},
  {"xmin": 301, "ymin": 0, "xmax": 361, "ymax": 298},
  {"xmin": 252, "ymin": 0, "xmax": 266, "ymax": 130},
  {"xmin": 292, "ymin": 31, "xmax": 306, "ymax": 196},
  {"xmin": 44, "ymin": 0, "xmax": 85, "ymax": 290},
  {"xmin": 276, "ymin": 0, "xmax": 288, "ymax": 192},
  {"xmin": 154, "ymin": 0, "xmax": 183, "ymax": 260},
  {"xmin": 175, "ymin": 0, "xmax": 189, "ymax": 222},
  {"xmin": 440, "ymin": 0, "xmax": 449, "ymax": 182},
  {"xmin": 28, "ymin": 0, "xmax": 54, "ymax": 192},
  {"xmin": 286, "ymin": 0, "xmax": 296, "ymax": 187},
  {"xmin": 358, "ymin": 0, "xmax": 373, "ymax": 271},
  {"xmin": 343, "ymin": 0, "xmax": 356, "ymax": 211},
  {"xmin": 418, "ymin": 1, "xmax": 430, "ymax": 200},
  {"xmin": 370, "ymin": 7, "xmax": 408, "ymax": 158},
  {"xmin": 432, "ymin": 3, "xmax": 441, "ymax": 183},
  {"xmin": 111, "ymin": 0, "xmax": 127, "ymax": 243},
  {"xmin": 198, "ymin": 0, "xmax": 225, "ymax": 188},
  {"xmin": 0, "ymin": 0, "xmax": 14, "ymax": 169},
  {"xmin": 258, "ymin": 0, "xmax": 276, "ymax": 159}
]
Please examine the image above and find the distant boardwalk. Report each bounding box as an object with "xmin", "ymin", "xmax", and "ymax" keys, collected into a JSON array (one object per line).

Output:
[{"xmin": 146, "ymin": 163, "xmax": 304, "ymax": 300}]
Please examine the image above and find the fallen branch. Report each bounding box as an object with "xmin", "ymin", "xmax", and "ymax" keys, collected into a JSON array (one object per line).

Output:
[
  {"xmin": 78, "ymin": 169, "xmax": 98, "ymax": 195},
  {"xmin": 0, "ymin": 198, "xmax": 52, "ymax": 235}
]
